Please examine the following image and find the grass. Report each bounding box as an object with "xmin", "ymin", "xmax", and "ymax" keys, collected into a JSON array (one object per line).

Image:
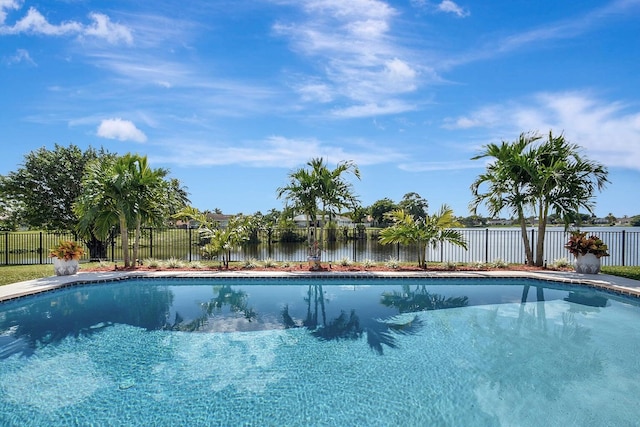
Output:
[
  {"xmin": 1, "ymin": 262, "xmax": 639, "ymax": 287},
  {"xmin": 601, "ymin": 266, "xmax": 640, "ymax": 281}
]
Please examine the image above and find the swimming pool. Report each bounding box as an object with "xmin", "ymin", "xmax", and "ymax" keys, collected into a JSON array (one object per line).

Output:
[{"xmin": 1, "ymin": 277, "xmax": 639, "ymax": 426}]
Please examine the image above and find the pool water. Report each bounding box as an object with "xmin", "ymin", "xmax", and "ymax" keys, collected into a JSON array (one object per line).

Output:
[{"xmin": 1, "ymin": 277, "xmax": 640, "ymax": 426}]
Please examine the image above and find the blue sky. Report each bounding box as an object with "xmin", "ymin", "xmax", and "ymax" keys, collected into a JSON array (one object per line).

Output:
[{"xmin": 1, "ymin": 0, "xmax": 639, "ymax": 219}]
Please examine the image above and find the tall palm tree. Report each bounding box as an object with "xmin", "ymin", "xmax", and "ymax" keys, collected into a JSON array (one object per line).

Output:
[
  {"xmin": 379, "ymin": 205, "xmax": 467, "ymax": 268},
  {"xmin": 470, "ymin": 131, "xmax": 609, "ymax": 266},
  {"xmin": 75, "ymin": 153, "xmax": 187, "ymax": 268},
  {"xmin": 470, "ymin": 132, "xmax": 540, "ymax": 264},
  {"xmin": 277, "ymin": 157, "xmax": 361, "ymax": 248},
  {"xmin": 277, "ymin": 165, "xmax": 319, "ymax": 246},
  {"xmin": 528, "ymin": 131, "xmax": 609, "ymax": 266}
]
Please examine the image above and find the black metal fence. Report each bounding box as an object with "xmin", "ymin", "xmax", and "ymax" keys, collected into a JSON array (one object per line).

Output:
[{"xmin": 1, "ymin": 228, "xmax": 638, "ymax": 266}]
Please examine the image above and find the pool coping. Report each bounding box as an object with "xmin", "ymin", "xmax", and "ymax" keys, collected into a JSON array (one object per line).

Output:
[{"xmin": 2, "ymin": 269, "xmax": 640, "ymax": 303}]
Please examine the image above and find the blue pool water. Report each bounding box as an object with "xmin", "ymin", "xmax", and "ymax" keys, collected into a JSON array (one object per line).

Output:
[{"xmin": 1, "ymin": 277, "xmax": 640, "ymax": 426}]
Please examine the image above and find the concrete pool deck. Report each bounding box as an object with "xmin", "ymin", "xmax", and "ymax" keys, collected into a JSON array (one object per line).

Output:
[{"xmin": 2, "ymin": 269, "xmax": 640, "ymax": 303}]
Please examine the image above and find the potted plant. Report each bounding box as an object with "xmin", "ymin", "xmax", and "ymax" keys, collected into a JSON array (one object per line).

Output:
[
  {"xmin": 50, "ymin": 240, "xmax": 85, "ymax": 275},
  {"xmin": 564, "ymin": 231, "xmax": 609, "ymax": 274}
]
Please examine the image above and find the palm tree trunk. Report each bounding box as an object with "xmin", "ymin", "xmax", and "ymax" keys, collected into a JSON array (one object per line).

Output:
[
  {"xmin": 535, "ymin": 202, "xmax": 548, "ymax": 266},
  {"xmin": 133, "ymin": 216, "xmax": 141, "ymax": 267},
  {"xmin": 119, "ymin": 215, "xmax": 130, "ymax": 267},
  {"xmin": 517, "ymin": 209, "xmax": 534, "ymax": 264}
]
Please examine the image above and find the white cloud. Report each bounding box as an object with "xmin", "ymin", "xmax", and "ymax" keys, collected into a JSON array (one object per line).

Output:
[
  {"xmin": 0, "ymin": 5, "xmax": 132, "ymax": 44},
  {"xmin": 0, "ymin": 0, "xmax": 20, "ymax": 25},
  {"xmin": 82, "ymin": 13, "xmax": 133, "ymax": 45},
  {"xmin": 4, "ymin": 48, "xmax": 35, "ymax": 66},
  {"xmin": 97, "ymin": 118, "xmax": 147, "ymax": 142},
  {"xmin": 2, "ymin": 7, "xmax": 82, "ymax": 35},
  {"xmin": 437, "ymin": 1, "xmax": 469, "ymax": 17},
  {"xmin": 331, "ymin": 100, "xmax": 416, "ymax": 118},
  {"xmin": 272, "ymin": 0, "xmax": 424, "ymax": 116},
  {"xmin": 150, "ymin": 135, "xmax": 405, "ymax": 168},
  {"xmin": 444, "ymin": 91, "xmax": 640, "ymax": 170},
  {"xmin": 399, "ymin": 160, "xmax": 481, "ymax": 172}
]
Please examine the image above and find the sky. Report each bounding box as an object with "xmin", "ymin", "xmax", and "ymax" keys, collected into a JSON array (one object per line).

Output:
[{"xmin": 1, "ymin": 0, "xmax": 639, "ymax": 219}]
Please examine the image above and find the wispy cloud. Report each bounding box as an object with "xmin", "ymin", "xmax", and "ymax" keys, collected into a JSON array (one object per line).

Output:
[
  {"xmin": 271, "ymin": 0, "xmax": 422, "ymax": 117},
  {"xmin": 150, "ymin": 135, "xmax": 406, "ymax": 168},
  {"xmin": 409, "ymin": 0, "xmax": 470, "ymax": 17},
  {"xmin": 442, "ymin": 0, "xmax": 640, "ymax": 69},
  {"xmin": 398, "ymin": 160, "xmax": 481, "ymax": 172},
  {"xmin": 97, "ymin": 118, "xmax": 147, "ymax": 142},
  {"xmin": 0, "ymin": 4, "xmax": 132, "ymax": 44},
  {"xmin": 437, "ymin": 1, "xmax": 470, "ymax": 17},
  {"xmin": 3, "ymin": 48, "xmax": 35, "ymax": 66},
  {"xmin": 444, "ymin": 91, "xmax": 640, "ymax": 170}
]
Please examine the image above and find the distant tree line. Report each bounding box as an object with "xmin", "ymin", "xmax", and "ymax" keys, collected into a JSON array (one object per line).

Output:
[{"xmin": 0, "ymin": 130, "xmax": 619, "ymax": 268}]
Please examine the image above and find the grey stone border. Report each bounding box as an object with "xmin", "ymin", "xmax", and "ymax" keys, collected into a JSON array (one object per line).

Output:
[{"xmin": 2, "ymin": 269, "xmax": 640, "ymax": 304}]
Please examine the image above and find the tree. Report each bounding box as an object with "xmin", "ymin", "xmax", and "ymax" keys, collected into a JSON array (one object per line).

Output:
[
  {"xmin": 0, "ymin": 144, "xmax": 115, "ymax": 258},
  {"xmin": 277, "ymin": 157, "xmax": 361, "ymax": 248},
  {"xmin": 379, "ymin": 205, "xmax": 467, "ymax": 268},
  {"xmin": 369, "ymin": 198, "xmax": 397, "ymax": 227},
  {"xmin": 398, "ymin": 192, "xmax": 428, "ymax": 220},
  {"xmin": 470, "ymin": 132, "xmax": 539, "ymax": 264},
  {"xmin": 74, "ymin": 153, "xmax": 188, "ymax": 267},
  {"xmin": 471, "ymin": 131, "xmax": 609, "ymax": 266},
  {"xmin": 201, "ymin": 215, "xmax": 249, "ymax": 268},
  {"xmin": 0, "ymin": 144, "xmax": 106, "ymax": 230}
]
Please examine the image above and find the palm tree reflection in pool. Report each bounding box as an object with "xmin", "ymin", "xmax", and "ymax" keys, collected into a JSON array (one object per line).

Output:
[{"xmin": 282, "ymin": 284, "xmax": 469, "ymax": 355}]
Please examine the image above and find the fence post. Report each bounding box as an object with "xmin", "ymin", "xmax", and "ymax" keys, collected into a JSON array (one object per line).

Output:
[
  {"xmin": 353, "ymin": 236, "xmax": 357, "ymax": 263},
  {"xmin": 149, "ymin": 228, "xmax": 154, "ymax": 259},
  {"xmin": 39, "ymin": 231, "xmax": 44, "ymax": 265},
  {"xmin": 188, "ymin": 227, "xmax": 192, "ymax": 262},
  {"xmin": 485, "ymin": 228, "xmax": 489, "ymax": 263},
  {"xmin": 110, "ymin": 228, "xmax": 115, "ymax": 263},
  {"xmin": 4, "ymin": 232, "xmax": 8, "ymax": 265},
  {"xmin": 621, "ymin": 230, "xmax": 626, "ymax": 267}
]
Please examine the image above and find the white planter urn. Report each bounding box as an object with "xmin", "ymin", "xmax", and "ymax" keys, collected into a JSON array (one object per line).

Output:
[
  {"xmin": 53, "ymin": 258, "xmax": 80, "ymax": 276},
  {"xmin": 574, "ymin": 253, "xmax": 601, "ymax": 274}
]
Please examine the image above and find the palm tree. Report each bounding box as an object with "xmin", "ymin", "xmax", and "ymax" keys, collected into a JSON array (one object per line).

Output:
[
  {"xmin": 470, "ymin": 131, "xmax": 609, "ymax": 266},
  {"xmin": 379, "ymin": 205, "xmax": 467, "ymax": 268},
  {"xmin": 470, "ymin": 132, "xmax": 540, "ymax": 264},
  {"xmin": 75, "ymin": 154, "xmax": 186, "ymax": 268},
  {"xmin": 277, "ymin": 157, "xmax": 361, "ymax": 248},
  {"xmin": 528, "ymin": 131, "xmax": 609, "ymax": 266}
]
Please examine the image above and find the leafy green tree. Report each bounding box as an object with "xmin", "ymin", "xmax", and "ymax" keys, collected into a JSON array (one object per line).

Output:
[
  {"xmin": 379, "ymin": 205, "xmax": 467, "ymax": 268},
  {"xmin": 0, "ymin": 144, "xmax": 106, "ymax": 230},
  {"xmin": 630, "ymin": 215, "xmax": 640, "ymax": 227},
  {"xmin": 398, "ymin": 192, "xmax": 429, "ymax": 220},
  {"xmin": 369, "ymin": 198, "xmax": 397, "ymax": 227},
  {"xmin": 0, "ymin": 144, "xmax": 115, "ymax": 258}
]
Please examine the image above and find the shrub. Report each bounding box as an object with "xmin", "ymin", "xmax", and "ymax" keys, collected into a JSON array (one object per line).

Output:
[
  {"xmin": 262, "ymin": 258, "xmax": 279, "ymax": 268},
  {"xmin": 243, "ymin": 258, "xmax": 259, "ymax": 269},
  {"xmin": 338, "ymin": 257, "xmax": 353, "ymax": 267},
  {"xmin": 385, "ymin": 257, "xmax": 400, "ymax": 269}
]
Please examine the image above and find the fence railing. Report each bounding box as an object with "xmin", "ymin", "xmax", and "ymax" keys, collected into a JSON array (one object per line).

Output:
[{"xmin": 1, "ymin": 228, "xmax": 638, "ymax": 266}]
